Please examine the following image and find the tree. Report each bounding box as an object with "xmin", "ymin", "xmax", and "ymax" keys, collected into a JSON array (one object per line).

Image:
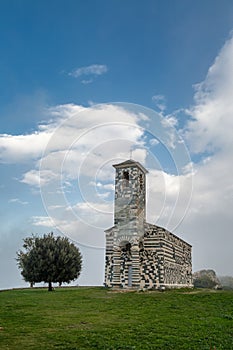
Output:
[
  {"xmin": 17, "ymin": 233, "xmax": 82, "ymax": 291},
  {"xmin": 193, "ymin": 269, "xmax": 221, "ymax": 289},
  {"xmin": 193, "ymin": 275, "xmax": 217, "ymax": 289}
]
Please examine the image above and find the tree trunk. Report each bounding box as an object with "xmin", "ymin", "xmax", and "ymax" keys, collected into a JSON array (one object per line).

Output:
[{"xmin": 48, "ymin": 281, "xmax": 53, "ymax": 291}]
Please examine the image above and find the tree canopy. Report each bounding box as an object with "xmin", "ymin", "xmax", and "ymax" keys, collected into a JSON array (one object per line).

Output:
[
  {"xmin": 17, "ymin": 233, "xmax": 82, "ymax": 291},
  {"xmin": 193, "ymin": 269, "xmax": 221, "ymax": 289}
]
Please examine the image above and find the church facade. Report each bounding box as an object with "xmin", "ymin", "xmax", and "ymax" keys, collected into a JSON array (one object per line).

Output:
[{"xmin": 104, "ymin": 160, "xmax": 192, "ymax": 289}]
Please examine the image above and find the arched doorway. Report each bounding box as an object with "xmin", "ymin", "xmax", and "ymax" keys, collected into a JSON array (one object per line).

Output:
[{"xmin": 119, "ymin": 241, "xmax": 132, "ymax": 288}]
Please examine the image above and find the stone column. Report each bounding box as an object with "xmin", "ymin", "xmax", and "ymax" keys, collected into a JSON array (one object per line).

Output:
[{"xmin": 112, "ymin": 247, "xmax": 121, "ymax": 288}]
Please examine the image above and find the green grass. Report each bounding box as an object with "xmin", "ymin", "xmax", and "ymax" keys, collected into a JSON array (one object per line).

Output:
[{"xmin": 0, "ymin": 287, "xmax": 233, "ymax": 349}]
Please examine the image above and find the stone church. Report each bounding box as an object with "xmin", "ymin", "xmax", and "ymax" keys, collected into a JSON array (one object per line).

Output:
[{"xmin": 104, "ymin": 159, "xmax": 192, "ymax": 289}]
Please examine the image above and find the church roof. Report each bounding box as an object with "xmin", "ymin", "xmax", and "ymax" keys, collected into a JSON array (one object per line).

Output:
[{"xmin": 112, "ymin": 159, "xmax": 148, "ymax": 174}]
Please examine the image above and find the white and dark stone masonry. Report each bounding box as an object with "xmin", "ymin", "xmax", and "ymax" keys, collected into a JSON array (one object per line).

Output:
[{"xmin": 104, "ymin": 160, "xmax": 193, "ymax": 289}]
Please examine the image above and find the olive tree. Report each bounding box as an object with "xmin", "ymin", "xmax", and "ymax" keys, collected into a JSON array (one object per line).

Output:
[{"xmin": 17, "ymin": 233, "xmax": 82, "ymax": 291}]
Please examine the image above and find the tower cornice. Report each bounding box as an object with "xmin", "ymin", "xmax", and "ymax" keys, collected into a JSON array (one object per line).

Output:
[{"xmin": 112, "ymin": 159, "xmax": 148, "ymax": 174}]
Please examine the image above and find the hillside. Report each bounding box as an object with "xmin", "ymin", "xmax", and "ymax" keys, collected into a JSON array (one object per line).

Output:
[{"xmin": 0, "ymin": 287, "xmax": 233, "ymax": 349}]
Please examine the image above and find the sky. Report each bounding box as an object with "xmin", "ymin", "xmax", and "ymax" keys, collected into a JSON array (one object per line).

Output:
[{"xmin": 1, "ymin": 0, "xmax": 233, "ymax": 289}]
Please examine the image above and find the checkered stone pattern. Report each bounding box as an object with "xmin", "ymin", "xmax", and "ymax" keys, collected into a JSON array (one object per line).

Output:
[{"xmin": 139, "ymin": 249, "xmax": 160, "ymax": 289}]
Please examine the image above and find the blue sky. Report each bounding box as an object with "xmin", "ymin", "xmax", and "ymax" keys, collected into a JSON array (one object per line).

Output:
[{"xmin": 1, "ymin": 1, "xmax": 233, "ymax": 289}]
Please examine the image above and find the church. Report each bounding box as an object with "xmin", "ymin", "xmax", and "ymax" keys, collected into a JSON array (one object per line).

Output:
[{"xmin": 104, "ymin": 159, "xmax": 193, "ymax": 289}]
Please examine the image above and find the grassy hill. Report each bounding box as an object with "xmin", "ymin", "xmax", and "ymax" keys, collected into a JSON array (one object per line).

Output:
[{"xmin": 0, "ymin": 287, "xmax": 233, "ymax": 349}]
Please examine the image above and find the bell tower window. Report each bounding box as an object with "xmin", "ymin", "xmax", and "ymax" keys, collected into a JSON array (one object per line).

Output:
[
  {"xmin": 139, "ymin": 173, "xmax": 143, "ymax": 190},
  {"xmin": 123, "ymin": 170, "xmax": 129, "ymax": 187}
]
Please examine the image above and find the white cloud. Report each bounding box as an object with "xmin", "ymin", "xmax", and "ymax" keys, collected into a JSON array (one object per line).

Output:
[
  {"xmin": 177, "ymin": 32, "xmax": 233, "ymax": 274},
  {"xmin": 0, "ymin": 104, "xmax": 85, "ymax": 165},
  {"xmin": 0, "ymin": 103, "xmax": 144, "ymax": 167},
  {"xmin": 31, "ymin": 216, "xmax": 54, "ymax": 227},
  {"xmin": 21, "ymin": 169, "xmax": 58, "ymax": 187},
  {"xmin": 98, "ymin": 192, "xmax": 111, "ymax": 199},
  {"xmin": 184, "ymin": 33, "xmax": 233, "ymax": 213},
  {"xmin": 146, "ymin": 168, "xmax": 193, "ymax": 231},
  {"xmin": 186, "ymin": 33, "xmax": 233, "ymax": 153},
  {"xmin": 46, "ymin": 103, "xmax": 85, "ymax": 119},
  {"xmin": 152, "ymin": 94, "xmax": 166, "ymax": 111},
  {"xmin": 69, "ymin": 64, "xmax": 108, "ymax": 78},
  {"xmin": 39, "ymin": 104, "xmax": 147, "ymax": 186},
  {"xmin": 73, "ymin": 201, "xmax": 113, "ymax": 216},
  {"xmin": 8, "ymin": 198, "xmax": 28, "ymax": 205},
  {"xmin": 81, "ymin": 79, "xmax": 93, "ymax": 85},
  {"xmin": 48, "ymin": 204, "xmax": 66, "ymax": 210},
  {"xmin": 161, "ymin": 115, "xmax": 178, "ymax": 128},
  {"xmin": 0, "ymin": 132, "xmax": 51, "ymax": 163},
  {"xmin": 149, "ymin": 138, "xmax": 159, "ymax": 146},
  {"xmin": 97, "ymin": 183, "xmax": 114, "ymax": 191}
]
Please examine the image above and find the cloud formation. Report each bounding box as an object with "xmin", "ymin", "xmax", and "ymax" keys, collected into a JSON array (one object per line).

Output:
[
  {"xmin": 0, "ymin": 101, "xmax": 192, "ymax": 249},
  {"xmin": 8, "ymin": 198, "xmax": 28, "ymax": 205},
  {"xmin": 184, "ymin": 32, "xmax": 233, "ymax": 217},
  {"xmin": 0, "ymin": 132, "xmax": 51, "ymax": 163},
  {"xmin": 186, "ymin": 33, "xmax": 233, "ymax": 153},
  {"xmin": 178, "ymin": 32, "xmax": 233, "ymax": 274},
  {"xmin": 69, "ymin": 64, "xmax": 108, "ymax": 83},
  {"xmin": 152, "ymin": 94, "xmax": 166, "ymax": 112}
]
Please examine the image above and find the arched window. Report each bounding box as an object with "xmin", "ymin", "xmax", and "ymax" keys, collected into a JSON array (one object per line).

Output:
[
  {"xmin": 123, "ymin": 171, "xmax": 129, "ymax": 187},
  {"xmin": 119, "ymin": 241, "xmax": 131, "ymax": 255},
  {"xmin": 139, "ymin": 174, "xmax": 143, "ymax": 190}
]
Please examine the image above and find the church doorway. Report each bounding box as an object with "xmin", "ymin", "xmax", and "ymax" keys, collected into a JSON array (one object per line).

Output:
[
  {"xmin": 119, "ymin": 241, "xmax": 132, "ymax": 288},
  {"xmin": 128, "ymin": 265, "xmax": 132, "ymax": 287}
]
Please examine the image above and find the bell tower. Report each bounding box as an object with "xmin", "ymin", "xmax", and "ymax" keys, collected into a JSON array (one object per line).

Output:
[
  {"xmin": 113, "ymin": 159, "xmax": 148, "ymax": 239},
  {"xmin": 105, "ymin": 159, "xmax": 148, "ymax": 289}
]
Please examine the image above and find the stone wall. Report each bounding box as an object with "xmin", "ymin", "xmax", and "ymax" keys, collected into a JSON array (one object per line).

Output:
[
  {"xmin": 140, "ymin": 223, "xmax": 192, "ymax": 288},
  {"xmin": 105, "ymin": 223, "xmax": 193, "ymax": 289}
]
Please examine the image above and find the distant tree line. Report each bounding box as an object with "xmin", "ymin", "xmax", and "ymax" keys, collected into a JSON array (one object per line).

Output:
[{"xmin": 218, "ymin": 276, "xmax": 233, "ymax": 290}]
